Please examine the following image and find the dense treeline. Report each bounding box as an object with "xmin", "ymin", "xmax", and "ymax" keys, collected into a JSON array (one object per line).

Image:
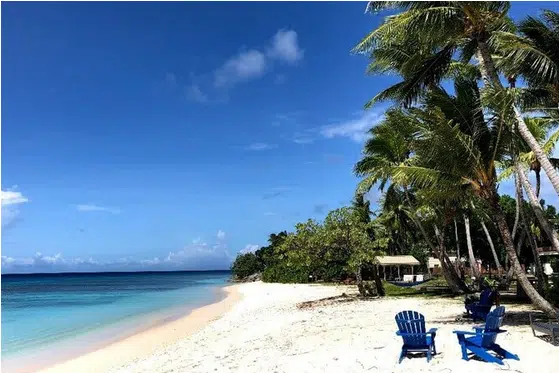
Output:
[
  {"xmin": 233, "ymin": 2, "xmax": 559, "ymax": 316},
  {"xmin": 232, "ymin": 195, "xmax": 559, "ymax": 284}
]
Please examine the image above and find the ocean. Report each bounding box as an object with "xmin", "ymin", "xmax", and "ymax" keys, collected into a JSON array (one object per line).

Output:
[{"xmin": 1, "ymin": 270, "xmax": 231, "ymax": 371}]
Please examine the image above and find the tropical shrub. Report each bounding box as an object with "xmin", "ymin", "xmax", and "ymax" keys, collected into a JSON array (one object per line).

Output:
[{"xmin": 231, "ymin": 253, "xmax": 263, "ymax": 280}]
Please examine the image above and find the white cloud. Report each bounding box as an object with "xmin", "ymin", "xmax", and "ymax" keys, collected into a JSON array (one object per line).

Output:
[
  {"xmin": 217, "ymin": 229, "xmax": 226, "ymax": 240},
  {"xmin": 214, "ymin": 49, "xmax": 267, "ymax": 88},
  {"xmin": 320, "ymin": 110, "xmax": 384, "ymax": 142},
  {"xmin": 1, "ymin": 252, "xmax": 95, "ymax": 270},
  {"xmin": 267, "ymin": 29, "xmax": 304, "ymax": 64},
  {"xmin": 1, "ymin": 189, "xmax": 29, "ymax": 206},
  {"xmin": 207, "ymin": 29, "xmax": 303, "ymax": 92},
  {"xmin": 76, "ymin": 204, "xmax": 120, "ymax": 214},
  {"xmin": 241, "ymin": 244, "xmax": 260, "ymax": 254},
  {"xmin": 2, "ymin": 235, "xmax": 232, "ymax": 273},
  {"xmin": 186, "ymin": 84, "xmax": 209, "ymax": 103},
  {"xmin": 1, "ymin": 187, "xmax": 29, "ymax": 228},
  {"xmin": 290, "ymin": 131, "xmax": 314, "ymax": 145},
  {"xmin": 245, "ymin": 142, "xmax": 277, "ymax": 151}
]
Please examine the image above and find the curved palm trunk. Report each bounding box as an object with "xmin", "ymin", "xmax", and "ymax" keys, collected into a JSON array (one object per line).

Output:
[
  {"xmin": 512, "ymin": 172, "xmax": 522, "ymax": 241},
  {"xmin": 517, "ymin": 166, "xmax": 559, "ymax": 253},
  {"xmin": 535, "ymin": 168, "xmax": 542, "ymax": 198},
  {"xmin": 525, "ymin": 226, "xmax": 548, "ymax": 294},
  {"xmin": 481, "ymin": 221, "xmax": 502, "ymax": 273},
  {"xmin": 402, "ymin": 189, "xmax": 467, "ymax": 293},
  {"xmin": 463, "ymin": 214, "xmax": 480, "ymax": 278},
  {"xmin": 489, "ymin": 190, "xmax": 558, "ymax": 318},
  {"xmin": 410, "ymin": 216, "xmax": 467, "ymax": 293},
  {"xmin": 433, "ymin": 224, "xmax": 470, "ymax": 294},
  {"xmin": 477, "ymin": 40, "xmax": 559, "ymax": 198},
  {"xmin": 506, "ymin": 229, "xmax": 526, "ymax": 285},
  {"xmin": 454, "ymin": 217, "xmax": 460, "ymax": 259}
]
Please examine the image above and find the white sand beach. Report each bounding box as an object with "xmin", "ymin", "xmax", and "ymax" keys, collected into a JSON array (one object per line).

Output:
[{"xmin": 38, "ymin": 282, "xmax": 557, "ymax": 373}]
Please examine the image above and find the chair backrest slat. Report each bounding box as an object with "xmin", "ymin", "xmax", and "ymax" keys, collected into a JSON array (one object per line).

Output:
[
  {"xmin": 482, "ymin": 306, "xmax": 505, "ymax": 346},
  {"xmin": 395, "ymin": 310, "xmax": 427, "ymax": 347}
]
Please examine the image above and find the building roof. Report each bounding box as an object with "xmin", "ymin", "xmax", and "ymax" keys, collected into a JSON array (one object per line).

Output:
[{"xmin": 375, "ymin": 255, "xmax": 420, "ymax": 266}]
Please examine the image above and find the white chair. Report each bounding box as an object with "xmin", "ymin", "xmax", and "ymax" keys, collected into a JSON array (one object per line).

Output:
[{"xmin": 403, "ymin": 274, "xmax": 414, "ymax": 282}]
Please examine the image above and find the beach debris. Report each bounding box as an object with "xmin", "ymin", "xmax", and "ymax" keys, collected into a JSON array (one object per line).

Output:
[{"xmin": 296, "ymin": 293, "xmax": 359, "ymax": 309}]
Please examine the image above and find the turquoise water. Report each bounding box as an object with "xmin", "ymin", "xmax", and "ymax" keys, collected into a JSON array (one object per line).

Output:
[{"xmin": 1, "ymin": 271, "xmax": 230, "ymax": 370}]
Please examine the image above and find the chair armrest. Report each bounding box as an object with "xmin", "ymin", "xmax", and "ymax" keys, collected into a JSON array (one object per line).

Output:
[
  {"xmin": 397, "ymin": 331, "xmax": 435, "ymax": 337},
  {"xmin": 454, "ymin": 329, "xmax": 503, "ymax": 336},
  {"xmin": 453, "ymin": 330, "xmax": 478, "ymax": 336},
  {"xmin": 427, "ymin": 328, "xmax": 438, "ymax": 335}
]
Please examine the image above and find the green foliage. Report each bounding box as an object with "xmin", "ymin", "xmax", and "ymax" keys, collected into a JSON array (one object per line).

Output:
[
  {"xmin": 230, "ymin": 253, "xmax": 263, "ymax": 280},
  {"xmin": 261, "ymin": 262, "xmax": 310, "ymax": 283},
  {"xmin": 246, "ymin": 203, "xmax": 386, "ymax": 284}
]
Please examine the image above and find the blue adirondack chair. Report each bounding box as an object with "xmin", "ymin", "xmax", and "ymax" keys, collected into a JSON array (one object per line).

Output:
[
  {"xmin": 465, "ymin": 288, "xmax": 495, "ymax": 321},
  {"xmin": 454, "ymin": 306, "xmax": 520, "ymax": 365},
  {"xmin": 395, "ymin": 310, "xmax": 437, "ymax": 363}
]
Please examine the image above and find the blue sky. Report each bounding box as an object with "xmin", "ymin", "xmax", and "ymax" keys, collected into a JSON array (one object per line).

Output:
[{"xmin": 2, "ymin": 2, "xmax": 558, "ymax": 273}]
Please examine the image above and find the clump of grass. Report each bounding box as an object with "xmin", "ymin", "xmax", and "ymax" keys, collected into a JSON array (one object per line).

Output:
[
  {"xmin": 383, "ymin": 282, "xmax": 423, "ymax": 297},
  {"xmin": 383, "ymin": 278, "xmax": 456, "ymax": 298}
]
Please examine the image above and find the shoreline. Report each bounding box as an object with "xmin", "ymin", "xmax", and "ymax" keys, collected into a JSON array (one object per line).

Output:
[{"xmin": 24, "ymin": 284, "xmax": 242, "ymax": 373}]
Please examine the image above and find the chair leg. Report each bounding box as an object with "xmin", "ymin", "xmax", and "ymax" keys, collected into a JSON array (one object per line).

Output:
[
  {"xmin": 398, "ymin": 348, "xmax": 406, "ymax": 364},
  {"xmin": 432, "ymin": 342, "xmax": 437, "ymax": 356},
  {"xmin": 427, "ymin": 348, "xmax": 431, "ymax": 362},
  {"xmin": 490, "ymin": 343, "xmax": 519, "ymax": 361},
  {"xmin": 457, "ymin": 335, "xmax": 469, "ymax": 361}
]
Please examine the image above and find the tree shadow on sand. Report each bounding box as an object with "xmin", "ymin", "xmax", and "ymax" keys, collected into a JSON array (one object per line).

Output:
[{"xmin": 432, "ymin": 309, "xmax": 545, "ymax": 327}]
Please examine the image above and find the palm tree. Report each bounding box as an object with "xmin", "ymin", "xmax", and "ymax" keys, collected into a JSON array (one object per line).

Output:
[
  {"xmin": 354, "ymin": 108, "xmax": 469, "ymax": 293},
  {"xmin": 387, "ymin": 79, "xmax": 557, "ymax": 316},
  {"xmin": 497, "ymin": 117, "xmax": 559, "ymax": 253},
  {"xmin": 463, "ymin": 213, "xmax": 480, "ymax": 278},
  {"xmin": 470, "ymin": 200, "xmax": 504, "ymax": 272},
  {"xmin": 354, "ymin": 2, "xmax": 559, "ymax": 198},
  {"xmin": 354, "ymin": 108, "xmax": 416, "ymax": 193},
  {"xmin": 351, "ymin": 194, "xmax": 385, "ymax": 296},
  {"xmin": 514, "ymin": 118, "xmax": 559, "ymax": 198},
  {"xmin": 499, "ymin": 10, "xmax": 559, "ymax": 111}
]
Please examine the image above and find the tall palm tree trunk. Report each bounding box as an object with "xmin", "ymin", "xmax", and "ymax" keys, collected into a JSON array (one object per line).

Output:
[
  {"xmin": 454, "ymin": 217, "xmax": 462, "ymax": 272},
  {"xmin": 477, "ymin": 40, "xmax": 559, "ymax": 198},
  {"xmin": 402, "ymin": 189, "xmax": 467, "ymax": 292},
  {"xmin": 410, "ymin": 216, "xmax": 466, "ymax": 293},
  {"xmin": 517, "ymin": 166, "xmax": 559, "ymax": 253},
  {"xmin": 535, "ymin": 168, "xmax": 542, "ymax": 198},
  {"xmin": 454, "ymin": 217, "xmax": 460, "ymax": 259},
  {"xmin": 463, "ymin": 214, "xmax": 480, "ymax": 278},
  {"xmin": 506, "ymin": 229, "xmax": 526, "ymax": 285},
  {"xmin": 488, "ymin": 190, "xmax": 558, "ymax": 317},
  {"xmin": 481, "ymin": 221, "xmax": 502, "ymax": 273},
  {"xmin": 433, "ymin": 224, "xmax": 470, "ymax": 294},
  {"xmin": 513, "ymin": 172, "xmax": 522, "ymax": 240},
  {"xmin": 525, "ymin": 226, "xmax": 548, "ymax": 294}
]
